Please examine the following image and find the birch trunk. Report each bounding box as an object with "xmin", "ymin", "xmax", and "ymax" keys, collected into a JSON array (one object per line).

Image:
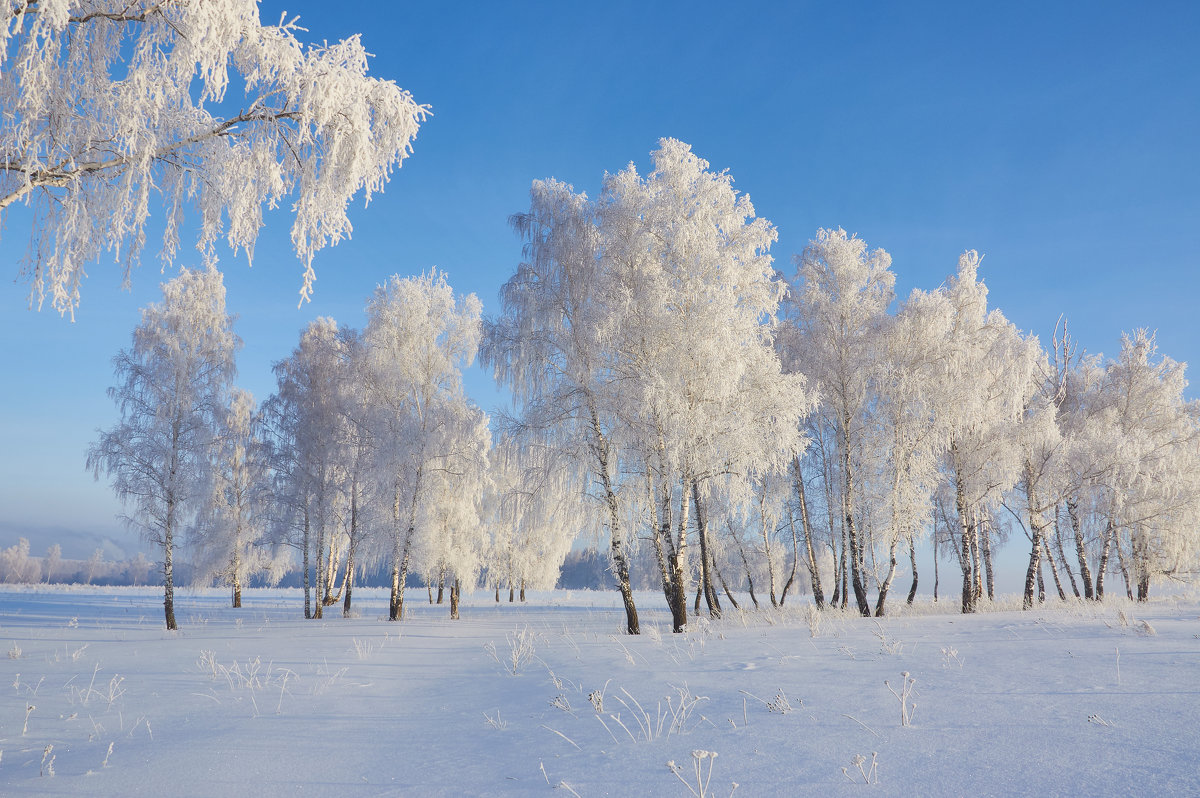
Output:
[
  {"xmin": 163, "ymin": 493, "xmax": 178, "ymax": 631},
  {"xmin": 303, "ymin": 504, "xmax": 312, "ymax": 620},
  {"xmin": 1115, "ymin": 534, "xmax": 1134, "ymax": 600},
  {"xmin": 873, "ymin": 536, "xmax": 899, "ymax": 617},
  {"xmin": 778, "ymin": 511, "xmax": 798, "ymax": 606},
  {"xmin": 1022, "ymin": 478, "xmax": 1046, "ymax": 610},
  {"xmin": 732, "ymin": 531, "xmax": 759, "ymax": 609},
  {"xmin": 343, "ymin": 483, "xmax": 359, "ymax": 618},
  {"xmin": 1096, "ymin": 519, "xmax": 1115, "ymax": 599},
  {"xmin": 590, "ymin": 405, "xmax": 638, "ymax": 634},
  {"xmin": 692, "ymin": 480, "xmax": 721, "ymax": 619},
  {"xmin": 1067, "ymin": 500, "xmax": 1094, "ymax": 600},
  {"xmin": 842, "ymin": 410, "xmax": 870, "ymax": 616},
  {"xmin": 906, "ymin": 539, "xmax": 919, "ymax": 605},
  {"xmin": 955, "ymin": 463, "xmax": 975, "ymax": 613},
  {"xmin": 792, "ymin": 456, "xmax": 825, "ymax": 609},
  {"xmin": 981, "ymin": 525, "xmax": 995, "ymax": 601},
  {"xmin": 1043, "ymin": 538, "xmax": 1066, "ymax": 600},
  {"xmin": 1054, "ymin": 512, "xmax": 1081, "ymax": 598}
]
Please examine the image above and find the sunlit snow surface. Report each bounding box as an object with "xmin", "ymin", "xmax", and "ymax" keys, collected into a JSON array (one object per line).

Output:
[{"xmin": 1, "ymin": 587, "xmax": 1198, "ymax": 796}]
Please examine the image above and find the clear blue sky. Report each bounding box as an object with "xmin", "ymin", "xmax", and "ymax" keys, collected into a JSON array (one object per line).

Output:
[{"xmin": 2, "ymin": 1, "xmax": 1197, "ymax": 583}]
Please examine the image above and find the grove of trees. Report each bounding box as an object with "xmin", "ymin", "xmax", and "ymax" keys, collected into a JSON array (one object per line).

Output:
[
  {"xmin": 64, "ymin": 137, "xmax": 1200, "ymax": 630},
  {"xmin": 5, "ymin": 7, "xmax": 1196, "ymax": 632}
]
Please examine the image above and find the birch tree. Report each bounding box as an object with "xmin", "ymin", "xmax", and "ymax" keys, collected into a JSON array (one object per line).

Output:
[
  {"xmin": 1, "ymin": 0, "xmax": 428, "ymax": 315},
  {"xmin": 262, "ymin": 317, "xmax": 347, "ymax": 619},
  {"xmin": 360, "ymin": 269, "xmax": 483, "ymax": 622},
  {"xmin": 1094, "ymin": 331, "xmax": 1200, "ymax": 599},
  {"xmin": 195, "ymin": 387, "xmax": 279, "ymax": 607},
  {"xmin": 484, "ymin": 178, "xmax": 644, "ymax": 633},
  {"xmin": 598, "ymin": 139, "xmax": 811, "ymax": 630},
  {"xmin": 87, "ymin": 265, "xmax": 239, "ymax": 629},
  {"xmin": 864, "ymin": 287, "xmax": 954, "ymax": 615},
  {"xmin": 936, "ymin": 251, "xmax": 1038, "ymax": 613},
  {"xmin": 487, "ymin": 436, "xmax": 582, "ymax": 600},
  {"xmin": 781, "ymin": 228, "xmax": 895, "ymax": 616}
]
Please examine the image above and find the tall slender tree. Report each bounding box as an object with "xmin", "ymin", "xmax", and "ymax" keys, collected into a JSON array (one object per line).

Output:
[
  {"xmin": 781, "ymin": 228, "xmax": 895, "ymax": 616},
  {"xmin": 88, "ymin": 265, "xmax": 239, "ymax": 629},
  {"xmin": 361, "ymin": 269, "xmax": 484, "ymax": 622}
]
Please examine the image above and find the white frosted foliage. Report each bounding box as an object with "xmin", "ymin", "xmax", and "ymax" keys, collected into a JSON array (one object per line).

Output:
[{"xmin": 1, "ymin": 0, "xmax": 428, "ymax": 315}]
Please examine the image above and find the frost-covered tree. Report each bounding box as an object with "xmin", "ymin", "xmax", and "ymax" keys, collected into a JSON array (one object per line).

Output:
[
  {"xmin": 931, "ymin": 253, "xmax": 1038, "ymax": 613},
  {"xmin": 0, "ymin": 538, "xmax": 39, "ymax": 583},
  {"xmin": 781, "ymin": 228, "xmax": 895, "ymax": 616},
  {"xmin": 1091, "ymin": 331, "xmax": 1200, "ymax": 599},
  {"xmin": 416, "ymin": 410, "xmax": 490, "ymax": 620},
  {"xmin": 486, "ymin": 435, "xmax": 582, "ymax": 600},
  {"xmin": 360, "ymin": 269, "xmax": 484, "ymax": 621},
  {"xmin": 484, "ymin": 178, "xmax": 645, "ymax": 633},
  {"xmin": 194, "ymin": 388, "xmax": 281, "ymax": 607},
  {"xmin": 599, "ymin": 139, "xmax": 811, "ymax": 630},
  {"xmin": 261, "ymin": 318, "xmax": 348, "ymax": 618},
  {"xmin": 87, "ymin": 265, "xmax": 239, "ymax": 629},
  {"xmin": 1, "ymin": 0, "xmax": 427, "ymax": 315},
  {"xmin": 84, "ymin": 547, "xmax": 105, "ymax": 585},
  {"xmin": 43, "ymin": 542, "xmax": 61, "ymax": 583},
  {"xmin": 862, "ymin": 286, "xmax": 956, "ymax": 615}
]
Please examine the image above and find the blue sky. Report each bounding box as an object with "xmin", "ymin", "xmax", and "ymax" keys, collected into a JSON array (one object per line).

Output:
[{"xmin": 1, "ymin": 1, "xmax": 1197, "ymax": 585}]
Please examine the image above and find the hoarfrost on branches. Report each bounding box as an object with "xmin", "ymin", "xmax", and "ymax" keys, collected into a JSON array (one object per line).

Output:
[
  {"xmin": 0, "ymin": 0, "xmax": 428, "ymax": 315},
  {"xmin": 87, "ymin": 265, "xmax": 240, "ymax": 629}
]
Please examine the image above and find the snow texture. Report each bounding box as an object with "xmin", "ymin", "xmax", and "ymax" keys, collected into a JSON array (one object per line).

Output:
[{"xmin": 1, "ymin": 586, "xmax": 1197, "ymax": 795}]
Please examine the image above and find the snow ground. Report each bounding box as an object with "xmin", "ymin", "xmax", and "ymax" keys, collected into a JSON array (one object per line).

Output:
[{"xmin": 1, "ymin": 587, "xmax": 1198, "ymax": 796}]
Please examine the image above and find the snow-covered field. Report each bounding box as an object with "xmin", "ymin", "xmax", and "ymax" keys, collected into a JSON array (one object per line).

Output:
[{"xmin": 1, "ymin": 587, "xmax": 1198, "ymax": 796}]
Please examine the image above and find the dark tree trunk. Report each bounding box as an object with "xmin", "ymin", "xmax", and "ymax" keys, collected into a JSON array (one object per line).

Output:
[
  {"xmin": 874, "ymin": 537, "xmax": 899, "ymax": 617},
  {"xmin": 792, "ymin": 457, "xmax": 825, "ymax": 609},
  {"xmin": 715, "ymin": 561, "xmax": 740, "ymax": 610},
  {"xmin": 1115, "ymin": 534, "xmax": 1134, "ymax": 601},
  {"xmin": 933, "ymin": 527, "xmax": 939, "ymax": 602},
  {"xmin": 313, "ymin": 495, "xmax": 325, "ymax": 620},
  {"xmin": 1022, "ymin": 520, "xmax": 1045, "ymax": 610},
  {"xmin": 342, "ymin": 556, "xmax": 355, "ymax": 617},
  {"xmin": 449, "ymin": 579, "xmax": 460, "ymax": 620},
  {"xmin": 1096, "ymin": 519, "xmax": 1115, "ymax": 600},
  {"xmin": 842, "ymin": 414, "xmax": 870, "ymax": 616},
  {"xmin": 342, "ymin": 487, "xmax": 359, "ymax": 618},
  {"xmin": 163, "ymin": 494, "xmax": 178, "ymax": 631},
  {"xmin": 906, "ymin": 539, "xmax": 919, "ymax": 605},
  {"xmin": 733, "ymin": 530, "xmax": 759, "ymax": 609},
  {"xmin": 390, "ymin": 550, "xmax": 411, "ymax": 622},
  {"xmin": 692, "ymin": 480, "xmax": 721, "ymax": 619},
  {"xmin": 1044, "ymin": 538, "xmax": 1067, "ymax": 601},
  {"xmin": 1067, "ymin": 500, "xmax": 1094, "ymax": 600},
  {"xmin": 954, "ymin": 458, "xmax": 976, "ymax": 614},
  {"xmin": 1054, "ymin": 512, "xmax": 1081, "ymax": 598},
  {"xmin": 777, "ymin": 509, "xmax": 799, "ymax": 607},
  {"xmin": 981, "ymin": 525, "xmax": 995, "ymax": 601}
]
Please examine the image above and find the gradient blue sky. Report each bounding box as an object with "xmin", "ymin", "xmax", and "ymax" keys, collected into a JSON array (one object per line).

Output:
[{"xmin": 2, "ymin": 1, "xmax": 1197, "ymax": 587}]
